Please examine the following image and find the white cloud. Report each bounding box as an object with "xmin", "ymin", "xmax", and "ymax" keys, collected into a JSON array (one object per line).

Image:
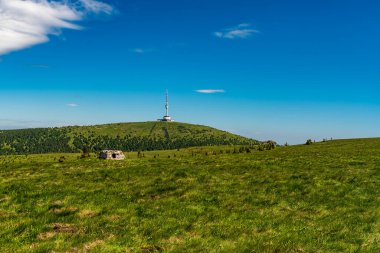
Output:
[
  {"xmin": 79, "ymin": 0, "xmax": 113, "ymax": 14},
  {"xmin": 214, "ymin": 32, "xmax": 223, "ymax": 38},
  {"xmin": 214, "ymin": 23, "xmax": 259, "ymax": 39},
  {"xmin": 195, "ymin": 89, "xmax": 225, "ymax": 94},
  {"xmin": 0, "ymin": 0, "xmax": 113, "ymax": 55},
  {"xmin": 130, "ymin": 48, "xmax": 146, "ymax": 54},
  {"xmin": 66, "ymin": 103, "xmax": 79, "ymax": 107},
  {"xmin": 130, "ymin": 48, "xmax": 155, "ymax": 54}
]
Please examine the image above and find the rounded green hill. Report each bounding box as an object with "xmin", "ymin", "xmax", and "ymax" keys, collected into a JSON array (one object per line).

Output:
[{"xmin": 0, "ymin": 122, "xmax": 257, "ymax": 155}]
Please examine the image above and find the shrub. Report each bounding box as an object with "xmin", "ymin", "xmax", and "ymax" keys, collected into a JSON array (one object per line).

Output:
[
  {"xmin": 58, "ymin": 156, "xmax": 66, "ymax": 163},
  {"xmin": 305, "ymin": 139, "xmax": 313, "ymax": 145},
  {"xmin": 80, "ymin": 147, "xmax": 90, "ymax": 159},
  {"xmin": 257, "ymin": 141, "xmax": 277, "ymax": 151},
  {"xmin": 266, "ymin": 141, "xmax": 276, "ymax": 150}
]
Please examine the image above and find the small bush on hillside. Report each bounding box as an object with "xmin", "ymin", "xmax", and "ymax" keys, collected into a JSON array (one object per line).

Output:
[
  {"xmin": 305, "ymin": 139, "xmax": 313, "ymax": 145},
  {"xmin": 258, "ymin": 141, "xmax": 277, "ymax": 151},
  {"xmin": 80, "ymin": 147, "xmax": 90, "ymax": 159},
  {"xmin": 58, "ymin": 156, "xmax": 66, "ymax": 163}
]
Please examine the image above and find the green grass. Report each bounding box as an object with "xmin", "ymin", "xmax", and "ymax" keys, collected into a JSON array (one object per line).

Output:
[
  {"xmin": 0, "ymin": 138, "xmax": 379, "ymax": 252},
  {"xmin": 65, "ymin": 121, "xmax": 249, "ymax": 140}
]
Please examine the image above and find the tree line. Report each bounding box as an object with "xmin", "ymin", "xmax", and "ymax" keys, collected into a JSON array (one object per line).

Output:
[{"xmin": 0, "ymin": 128, "xmax": 257, "ymax": 155}]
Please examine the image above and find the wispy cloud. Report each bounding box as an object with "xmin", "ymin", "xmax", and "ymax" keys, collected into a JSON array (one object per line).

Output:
[
  {"xmin": 31, "ymin": 64, "xmax": 50, "ymax": 69},
  {"xmin": 79, "ymin": 0, "xmax": 113, "ymax": 14},
  {"xmin": 195, "ymin": 89, "xmax": 226, "ymax": 94},
  {"xmin": 66, "ymin": 103, "xmax": 79, "ymax": 107},
  {"xmin": 214, "ymin": 23, "xmax": 259, "ymax": 39},
  {"xmin": 0, "ymin": 0, "xmax": 114, "ymax": 55},
  {"xmin": 130, "ymin": 48, "xmax": 146, "ymax": 54},
  {"xmin": 130, "ymin": 48, "xmax": 155, "ymax": 54}
]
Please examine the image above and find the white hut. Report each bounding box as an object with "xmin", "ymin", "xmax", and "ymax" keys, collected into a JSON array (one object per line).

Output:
[{"xmin": 98, "ymin": 150, "xmax": 125, "ymax": 160}]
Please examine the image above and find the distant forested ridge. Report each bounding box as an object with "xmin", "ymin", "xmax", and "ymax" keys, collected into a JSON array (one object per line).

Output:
[{"xmin": 0, "ymin": 122, "xmax": 257, "ymax": 155}]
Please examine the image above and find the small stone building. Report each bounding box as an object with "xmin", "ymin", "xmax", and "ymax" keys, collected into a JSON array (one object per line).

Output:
[{"xmin": 98, "ymin": 150, "xmax": 125, "ymax": 160}]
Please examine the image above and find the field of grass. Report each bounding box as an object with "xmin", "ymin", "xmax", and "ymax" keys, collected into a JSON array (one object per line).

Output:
[{"xmin": 0, "ymin": 138, "xmax": 379, "ymax": 252}]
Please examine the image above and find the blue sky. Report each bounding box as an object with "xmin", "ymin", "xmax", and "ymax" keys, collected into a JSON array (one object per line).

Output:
[{"xmin": 0, "ymin": 0, "xmax": 379, "ymax": 144}]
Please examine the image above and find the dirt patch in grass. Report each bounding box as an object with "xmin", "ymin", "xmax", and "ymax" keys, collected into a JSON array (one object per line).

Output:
[
  {"xmin": 52, "ymin": 223, "xmax": 77, "ymax": 233},
  {"xmin": 141, "ymin": 245, "xmax": 164, "ymax": 252}
]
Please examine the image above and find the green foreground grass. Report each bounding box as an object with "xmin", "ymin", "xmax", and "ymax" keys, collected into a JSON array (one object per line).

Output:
[{"xmin": 0, "ymin": 139, "xmax": 379, "ymax": 252}]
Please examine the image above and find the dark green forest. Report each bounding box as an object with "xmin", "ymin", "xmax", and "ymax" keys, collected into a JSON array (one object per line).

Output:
[{"xmin": 0, "ymin": 123, "xmax": 257, "ymax": 155}]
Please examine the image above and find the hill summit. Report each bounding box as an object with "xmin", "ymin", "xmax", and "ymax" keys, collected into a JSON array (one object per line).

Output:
[{"xmin": 0, "ymin": 122, "xmax": 257, "ymax": 155}]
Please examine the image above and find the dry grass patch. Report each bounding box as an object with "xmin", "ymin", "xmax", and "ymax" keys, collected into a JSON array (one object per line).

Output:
[
  {"xmin": 82, "ymin": 239, "xmax": 104, "ymax": 252},
  {"xmin": 50, "ymin": 207, "xmax": 78, "ymax": 214},
  {"xmin": 0, "ymin": 210, "xmax": 15, "ymax": 217},
  {"xmin": 38, "ymin": 231, "xmax": 56, "ymax": 240},
  {"xmin": 163, "ymin": 236, "xmax": 183, "ymax": 244},
  {"xmin": 106, "ymin": 214, "xmax": 121, "ymax": 221},
  {"xmin": 78, "ymin": 209, "xmax": 98, "ymax": 218},
  {"xmin": 141, "ymin": 245, "xmax": 164, "ymax": 252}
]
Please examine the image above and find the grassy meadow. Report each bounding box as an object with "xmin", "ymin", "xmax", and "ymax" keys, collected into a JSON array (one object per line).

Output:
[{"xmin": 0, "ymin": 139, "xmax": 379, "ymax": 252}]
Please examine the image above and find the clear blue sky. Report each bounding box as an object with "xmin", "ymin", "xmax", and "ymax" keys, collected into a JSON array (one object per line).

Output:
[{"xmin": 0, "ymin": 0, "xmax": 379, "ymax": 144}]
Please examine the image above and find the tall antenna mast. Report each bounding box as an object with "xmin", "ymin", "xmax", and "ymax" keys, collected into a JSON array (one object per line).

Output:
[
  {"xmin": 165, "ymin": 89, "xmax": 169, "ymax": 117},
  {"xmin": 159, "ymin": 89, "xmax": 173, "ymax": 122}
]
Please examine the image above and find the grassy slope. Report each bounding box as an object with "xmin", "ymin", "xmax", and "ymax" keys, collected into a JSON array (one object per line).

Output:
[
  {"xmin": 0, "ymin": 122, "xmax": 256, "ymax": 154},
  {"xmin": 67, "ymin": 121, "xmax": 249, "ymax": 140},
  {"xmin": 0, "ymin": 138, "xmax": 379, "ymax": 252}
]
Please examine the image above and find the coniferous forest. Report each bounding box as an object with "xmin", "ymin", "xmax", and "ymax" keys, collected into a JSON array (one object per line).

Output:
[{"xmin": 0, "ymin": 122, "xmax": 257, "ymax": 155}]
